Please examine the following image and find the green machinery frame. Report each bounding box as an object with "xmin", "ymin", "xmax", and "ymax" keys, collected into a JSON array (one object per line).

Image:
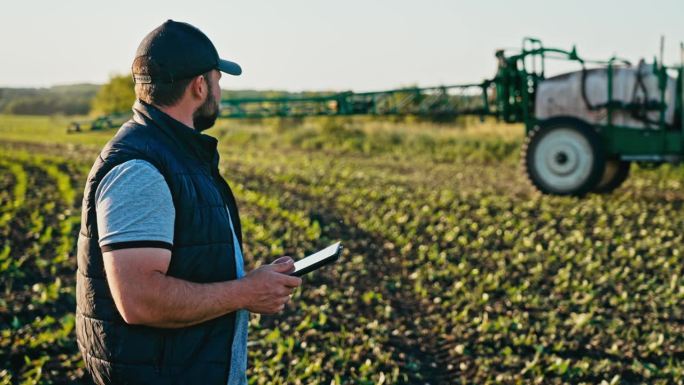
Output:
[
  {"xmin": 220, "ymin": 82, "xmax": 494, "ymax": 120},
  {"xmin": 67, "ymin": 112, "xmax": 130, "ymax": 133},
  {"xmin": 493, "ymin": 38, "xmax": 684, "ymax": 162},
  {"xmin": 221, "ymin": 37, "xmax": 684, "ymax": 162}
]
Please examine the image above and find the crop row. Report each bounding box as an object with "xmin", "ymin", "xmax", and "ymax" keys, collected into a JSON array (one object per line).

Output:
[
  {"xmin": 220, "ymin": 143, "xmax": 684, "ymax": 384},
  {"xmin": 1, "ymin": 131, "xmax": 683, "ymax": 384},
  {"xmin": 0, "ymin": 150, "xmax": 86, "ymax": 385}
]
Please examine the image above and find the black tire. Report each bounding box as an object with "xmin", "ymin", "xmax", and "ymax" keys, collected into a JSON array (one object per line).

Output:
[
  {"xmin": 522, "ymin": 117, "xmax": 606, "ymax": 196},
  {"xmin": 593, "ymin": 159, "xmax": 630, "ymax": 193}
]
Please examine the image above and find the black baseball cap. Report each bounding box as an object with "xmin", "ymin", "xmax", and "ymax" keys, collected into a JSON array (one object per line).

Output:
[{"xmin": 132, "ymin": 20, "xmax": 241, "ymax": 84}]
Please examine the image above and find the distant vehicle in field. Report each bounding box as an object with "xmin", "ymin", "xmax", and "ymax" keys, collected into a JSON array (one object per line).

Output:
[
  {"xmin": 221, "ymin": 38, "xmax": 683, "ymax": 196},
  {"xmin": 495, "ymin": 38, "xmax": 683, "ymax": 196},
  {"xmin": 68, "ymin": 112, "xmax": 130, "ymax": 133}
]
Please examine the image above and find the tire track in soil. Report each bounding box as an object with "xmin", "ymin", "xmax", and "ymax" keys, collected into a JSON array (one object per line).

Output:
[{"xmin": 230, "ymin": 167, "xmax": 458, "ymax": 384}]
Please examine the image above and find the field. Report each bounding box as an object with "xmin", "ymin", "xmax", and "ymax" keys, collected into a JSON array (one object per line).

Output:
[{"xmin": 0, "ymin": 114, "xmax": 683, "ymax": 384}]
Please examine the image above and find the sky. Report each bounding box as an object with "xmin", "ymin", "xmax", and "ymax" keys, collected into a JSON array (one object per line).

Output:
[{"xmin": 1, "ymin": 0, "xmax": 682, "ymax": 92}]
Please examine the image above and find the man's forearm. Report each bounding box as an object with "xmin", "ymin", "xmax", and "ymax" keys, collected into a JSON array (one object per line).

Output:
[
  {"xmin": 103, "ymin": 248, "xmax": 300, "ymax": 327},
  {"xmin": 122, "ymin": 272, "xmax": 246, "ymax": 328}
]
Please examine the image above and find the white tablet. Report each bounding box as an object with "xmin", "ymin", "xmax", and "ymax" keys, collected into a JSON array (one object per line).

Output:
[{"xmin": 291, "ymin": 242, "xmax": 343, "ymax": 277}]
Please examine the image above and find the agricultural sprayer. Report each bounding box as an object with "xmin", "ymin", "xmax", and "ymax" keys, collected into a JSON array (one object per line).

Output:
[{"xmin": 220, "ymin": 37, "xmax": 684, "ymax": 196}]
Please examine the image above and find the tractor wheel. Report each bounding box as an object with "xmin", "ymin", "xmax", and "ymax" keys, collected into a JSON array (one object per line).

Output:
[
  {"xmin": 593, "ymin": 159, "xmax": 630, "ymax": 193},
  {"xmin": 522, "ymin": 117, "xmax": 605, "ymax": 196}
]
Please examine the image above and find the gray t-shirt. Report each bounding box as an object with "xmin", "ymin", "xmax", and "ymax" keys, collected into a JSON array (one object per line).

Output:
[
  {"xmin": 95, "ymin": 159, "xmax": 248, "ymax": 385},
  {"xmin": 95, "ymin": 159, "xmax": 175, "ymax": 250}
]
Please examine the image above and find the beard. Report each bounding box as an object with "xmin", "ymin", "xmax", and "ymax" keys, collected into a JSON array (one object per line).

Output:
[{"xmin": 192, "ymin": 83, "xmax": 219, "ymax": 132}]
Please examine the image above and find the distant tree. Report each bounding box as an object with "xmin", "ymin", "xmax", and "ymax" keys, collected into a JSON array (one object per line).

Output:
[
  {"xmin": 90, "ymin": 74, "xmax": 135, "ymax": 115},
  {"xmin": 1, "ymin": 84, "xmax": 98, "ymax": 116},
  {"xmin": 3, "ymin": 95, "xmax": 92, "ymax": 116}
]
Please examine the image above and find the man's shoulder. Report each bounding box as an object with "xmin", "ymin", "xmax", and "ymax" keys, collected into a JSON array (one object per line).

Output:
[
  {"xmin": 97, "ymin": 118, "xmax": 169, "ymax": 174},
  {"xmin": 104, "ymin": 117, "xmax": 156, "ymax": 150},
  {"xmin": 106, "ymin": 159, "xmax": 162, "ymax": 176},
  {"xmin": 94, "ymin": 158, "xmax": 175, "ymax": 250},
  {"xmin": 94, "ymin": 159, "xmax": 166, "ymax": 202}
]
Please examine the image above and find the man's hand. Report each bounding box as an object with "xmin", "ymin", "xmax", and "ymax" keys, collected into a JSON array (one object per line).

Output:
[{"xmin": 240, "ymin": 257, "xmax": 302, "ymax": 314}]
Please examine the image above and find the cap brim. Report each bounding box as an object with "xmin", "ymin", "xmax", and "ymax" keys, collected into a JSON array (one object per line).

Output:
[{"xmin": 218, "ymin": 59, "xmax": 242, "ymax": 76}]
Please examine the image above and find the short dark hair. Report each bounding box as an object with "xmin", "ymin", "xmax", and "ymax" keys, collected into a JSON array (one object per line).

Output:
[
  {"xmin": 133, "ymin": 66, "xmax": 211, "ymax": 107},
  {"xmin": 135, "ymin": 78, "xmax": 192, "ymax": 107}
]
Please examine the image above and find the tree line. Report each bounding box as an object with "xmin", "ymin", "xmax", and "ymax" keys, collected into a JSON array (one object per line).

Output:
[
  {"xmin": 1, "ymin": 74, "xmax": 335, "ymax": 117},
  {"xmin": 0, "ymin": 84, "xmax": 99, "ymax": 116}
]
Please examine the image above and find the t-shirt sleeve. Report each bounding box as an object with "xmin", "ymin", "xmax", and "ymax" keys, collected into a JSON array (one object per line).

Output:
[{"xmin": 95, "ymin": 159, "xmax": 175, "ymax": 252}]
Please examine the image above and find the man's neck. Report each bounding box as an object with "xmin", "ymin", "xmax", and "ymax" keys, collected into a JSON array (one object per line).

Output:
[{"xmin": 154, "ymin": 103, "xmax": 195, "ymax": 129}]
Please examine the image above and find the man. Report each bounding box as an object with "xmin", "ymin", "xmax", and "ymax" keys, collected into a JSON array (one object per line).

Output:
[{"xmin": 75, "ymin": 20, "xmax": 302, "ymax": 385}]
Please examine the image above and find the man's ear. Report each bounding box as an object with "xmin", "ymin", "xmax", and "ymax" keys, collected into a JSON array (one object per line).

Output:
[{"xmin": 189, "ymin": 75, "xmax": 206, "ymax": 100}]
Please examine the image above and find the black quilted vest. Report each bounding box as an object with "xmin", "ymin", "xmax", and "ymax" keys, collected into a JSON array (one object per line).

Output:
[{"xmin": 76, "ymin": 100, "xmax": 243, "ymax": 385}]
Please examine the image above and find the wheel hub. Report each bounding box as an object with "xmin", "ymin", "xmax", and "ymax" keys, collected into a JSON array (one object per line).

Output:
[
  {"xmin": 532, "ymin": 127, "xmax": 595, "ymax": 192},
  {"xmin": 555, "ymin": 152, "xmax": 568, "ymax": 164},
  {"xmin": 545, "ymin": 144, "xmax": 579, "ymax": 176}
]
